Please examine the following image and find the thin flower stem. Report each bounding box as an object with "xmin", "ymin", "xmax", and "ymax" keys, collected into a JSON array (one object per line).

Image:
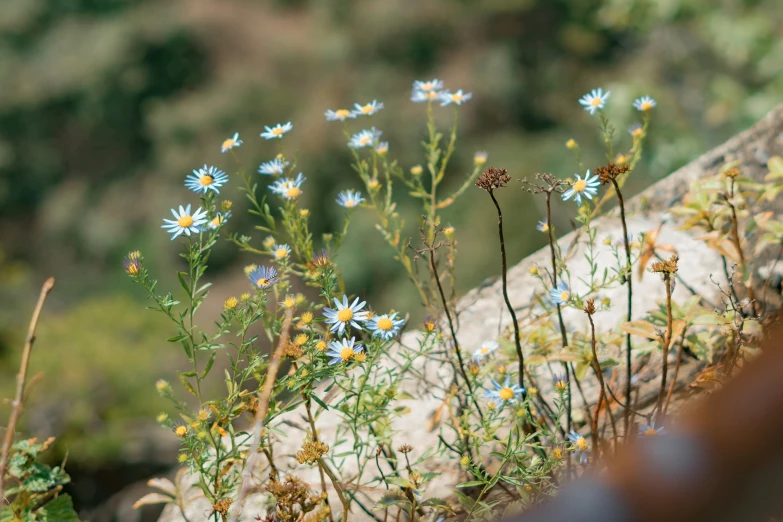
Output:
[
  {"xmin": 663, "ymin": 326, "xmax": 689, "ymax": 416},
  {"xmin": 488, "ymin": 191, "xmax": 525, "ymax": 391},
  {"xmin": 610, "ymin": 178, "xmax": 634, "ymax": 437},
  {"xmin": 655, "ymin": 277, "xmax": 674, "ymax": 424},
  {"xmin": 586, "ymin": 311, "xmax": 617, "ymax": 455},
  {"xmin": 727, "ymin": 177, "xmax": 760, "ymax": 317},
  {"xmin": 303, "ymin": 392, "xmax": 334, "ymax": 522},
  {"xmin": 0, "ymin": 277, "xmax": 55, "ymax": 503},
  {"xmin": 320, "ymin": 460, "xmax": 351, "ymax": 522},
  {"xmin": 545, "ymin": 192, "xmax": 572, "ymax": 435}
]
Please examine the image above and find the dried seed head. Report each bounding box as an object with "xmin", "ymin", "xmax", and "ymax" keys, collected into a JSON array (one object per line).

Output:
[
  {"xmin": 724, "ymin": 167, "xmax": 740, "ymax": 178},
  {"xmin": 296, "ymin": 440, "xmax": 330, "ymax": 465},
  {"xmin": 283, "ymin": 341, "xmax": 304, "ymax": 359},
  {"xmin": 584, "ymin": 299, "xmax": 596, "ymax": 315},
  {"xmin": 650, "ymin": 254, "xmax": 679, "ymax": 275},
  {"xmin": 475, "ymin": 167, "xmax": 511, "ymax": 191},
  {"xmin": 595, "ymin": 162, "xmax": 631, "ymax": 184},
  {"xmin": 213, "ymin": 499, "xmax": 233, "ymax": 515},
  {"xmin": 398, "ymin": 443, "xmax": 414, "ymax": 454}
]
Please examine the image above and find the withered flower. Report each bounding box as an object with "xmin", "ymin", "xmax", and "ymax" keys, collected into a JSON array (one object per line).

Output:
[
  {"xmin": 475, "ymin": 167, "xmax": 510, "ymax": 192},
  {"xmin": 295, "ymin": 440, "xmax": 330, "ymax": 465},
  {"xmin": 595, "ymin": 162, "xmax": 631, "ymax": 184}
]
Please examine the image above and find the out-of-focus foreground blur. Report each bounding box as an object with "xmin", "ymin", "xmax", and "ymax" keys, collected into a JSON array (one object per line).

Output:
[{"xmin": 1, "ymin": 0, "xmax": 782, "ymax": 517}]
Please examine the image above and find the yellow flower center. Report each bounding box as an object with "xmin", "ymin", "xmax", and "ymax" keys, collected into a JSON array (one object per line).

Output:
[
  {"xmin": 368, "ymin": 179, "xmax": 379, "ymax": 189},
  {"xmin": 224, "ymin": 297, "xmax": 238, "ymax": 309},
  {"xmin": 421, "ymin": 82, "xmax": 435, "ymax": 91},
  {"xmin": 175, "ymin": 426, "xmax": 187, "ymax": 437},
  {"xmin": 377, "ymin": 317, "xmax": 393, "ymax": 331},
  {"xmin": 474, "ymin": 155, "xmax": 486, "ymax": 165},
  {"xmin": 275, "ymin": 248, "xmax": 288, "ymax": 259},
  {"xmin": 286, "ymin": 187, "xmax": 302, "ymax": 199},
  {"xmin": 426, "ymin": 91, "xmax": 438, "ymax": 100},
  {"xmin": 127, "ymin": 264, "xmax": 139, "ymax": 275},
  {"xmin": 480, "ymin": 347, "xmax": 490, "ymax": 354},
  {"xmin": 451, "ymin": 93, "xmax": 463, "ymax": 102},
  {"xmin": 576, "ymin": 437, "xmax": 588, "ymax": 451},
  {"xmin": 200, "ymin": 175, "xmax": 214, "ymax": 186},
  {"xmin": 633, "ymin": 128, "xmax": 643, "ymax": 137},
  {"xmin": 336, "ymin": 109, "xmax": 350, "ymax": 118},
  {"xmin": 424, "ymin": 321, "xmax": 435, "ymax": 332},
  {"xmin": 340, "ymin": 347, "xmax": 355, "ymax": 361},
  {"xmin": 359, "ymin": 136, "xmax": 372, "ymax": 146},
  {"xmin": 573, "ymin": 179, "xmax": 587, "ymax": 192},
  {"xmin": 590, "ymin": 97, "xmax": 602, "ymax": 107},
  {"xmin": 644, "ymin": 428, "xmax": 658, "ymax": 437},
  {"xmin": 343, "ymin": 199, "xmax": 357, "ymax": 208},
  {"xmin": 257, "ymin": 278, "xmax": 270, "ymax": 287},
  {"xmin": 560, "ymin": 291, "xmax": 570, "ymax": 301},
  {"xmin": 211, "ymin": 217, "xmax": 221, "ymax": 227},
  {"xmin": 498, "ymin": 387, "xmax": 514, "ymax": 401},
  {"xmin": 361, "ymin": 105, "xmax": 374, "ymax": 114},
  {"xmin": 337, "ymin": 308, "xmax": 354, "ymax": 322},
  {"xmin": 272, "ymin": 127, "xmax": 284, "ymax": 136},
  {"xmin": 177, "ymin": 215, "xmax": 194, "ymax": 228},
  {"xmin": 283, "ymin": 297, "xmax": 295, "ymax": 308},
  {"xmin": 222, "ymin": 139, "xmax": 235, "ymax": 149},
  {"xmin": 294, "ymin": 334, "xmax": 308, "ymax": 346},
  {"xmin": 301, "ymin": 311, "xmax": 313, "ymax": 324},
  {"xmin": 641, "ymin": 101, "xmax": 653, "ymax": 111},
  {"xmin": 354, "ymin": 352, "xmax": 367, "ymax": 363},
  {"xmin": 552, "ymin": 448, "xmax": 563, "ymax": 460},
  {"xmin": 541, "ymin": 223, "xmax": 549, "ymax": 232}
]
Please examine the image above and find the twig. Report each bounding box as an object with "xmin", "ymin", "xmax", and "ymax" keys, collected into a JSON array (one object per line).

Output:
[
  {"xmin": 230, "ymin": 308, "xmax": 293, "ymax": 521},
  {"xmin": 663, "ymin": 326, "xmax": 689, "ymax": 415},
  {"xmin": 655, "ymin": 275, "xmax": 674, "ymax": 424},
  {"xmin": 319, "ymin": 460, "xmax": 351, "ymax": 522},
  {"xmin": 0, "ymin": 277, "xmax": 55, "ymax": 504}
]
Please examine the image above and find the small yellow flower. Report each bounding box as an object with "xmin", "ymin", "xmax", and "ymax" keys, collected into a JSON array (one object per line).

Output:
[
  {"xmin": 224, "ymin": 297, "xmax": 239, "ymax": 310},
  {"xmin": 528, "ymin": 387, "xmax": 538, "ymax": 395},
  {"xmin": 156, "ymin": 412, "xmax": 168, "ymax": 423},
  {"xmin": 410, "ymin": 165, "xmax": 423, "ymax": 176},
  {"xmin": 529, "ymin": 265, "xmax": 539, "ymax": 275},
  {"xmin": 293, "ymin": 333, "xmax": 308, "ymax": 347},
  {"xmin": 197, "ymin": 409, "xmax": 210, "ymax": 422},
  {"xmin": 566, "ymin": 139, "xmax": 577, "ymax": 150},
  {"xmin": 221, "ymin": 200, "xmax": 233, "ymax": 211},
  {"xmin": 240, "ymin": 292, "xmax": 251, "ymax": 302},
  {"xmin": 197, "ymin": 430, "xmax": 208, "ymax": 440},
  {"xmin": 496, "ymin": 363, "xmax": 506, "ymax": 375},
  {"xmin": 474, "ymin": 151, "xmax": 488, "ymax": 165},
  {"xmin": 368, "ymin": 178, "xmax": 380, "ymax": 190},
  {"xmin": 443, "ymin": 226, "xmax": 455, "ymax": 239},
  {"xmin": 156, "ymin": 379, "xmax": 170, "ymax": 392},
  {"xmin": 487, "ymin": 401, "xmax": 497, "ymax": 411},
  {"xmin": 315, "ymin": 340, "xmax": 327, "ymax": 352},
  {"xmin": 300, "ymin": 208, "xmax": 310, "ymax": 217},
  {"xmin": 601, "ymin": 297, "xmax": 611, "ymax": 307},
  {"xmin": 615, "ymin": 154, "xmax": 628, "ymax": 165},
  {"xmin": 276, "ymin": 153, "xmax": 284, "ymax": 160},
  {"xmin": 281, "ymin": 295, "xmax": 296, "ymax": 309},
  {"xmin": 552, "ymin": 447, "xmax": 564, "ymax": 461},
  {"xmin": 603, "ymin": 237, "xmax": 612, "ymax": 245},
  {"xmin": 460, "ymin": 455, "xmax": 470, "ymax": 467},
  {"xmin": 263, "ymin": 236, "xmax": 276, "ymax": 249},
  {"xmin": 301, "ymin": 311, "xmax": 314, "ymax": 325},
  {"xmin": 175, "ymin": 425, "xmax": 188, "ymax": 438},
  {"xmin": 177, "ymin": 453, "xmax": 188, "ymax": 463},
  {"xmin": 243, "ymin": 264, "xmax": 258, "ymax": 276},
  {"xmin": 295, "ymin": 294, "xmax": 306, "ymax": 305},
  {"xmin": 354, "ymin": 352, "xmax": 367, "ymax": 363}
]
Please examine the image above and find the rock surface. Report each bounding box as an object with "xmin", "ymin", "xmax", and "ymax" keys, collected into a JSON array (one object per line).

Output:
[{"xmin": 158, "ymin": 104, "xmax": 783, "ymax": 521}]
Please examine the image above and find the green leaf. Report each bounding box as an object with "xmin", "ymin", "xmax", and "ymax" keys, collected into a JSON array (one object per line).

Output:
[
  {"xmin": 166, "ymin": 334, "xmax": 188, "ymax": 343},
  {"xmin": 37, "ymin": 494, "xmax": 80, "ymax": 522},
  {"xmin": 376, "ymin": 492, "xmax": 411, "ymax": 509},
  {"xmin": 310, "ymin": 394, "xmax": 329, "ymax": 411},
  {"xmin": 456, "ymin": 480, "xmax": 485, "ymax": 488},
  {"xmin": 201, "ymin": 352, "xmax": 217, "ymax": 379}
]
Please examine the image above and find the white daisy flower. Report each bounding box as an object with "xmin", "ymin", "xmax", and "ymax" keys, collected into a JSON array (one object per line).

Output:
[
  {"xmin": 351, "ymin": 100, "xmax": 384, "ymax": 117},
  {"xmin": 474, "ymin": 151, "xmax": 488, "ymax": 165},
  {"xmin": 221, "ymin": 132, "xmax": 242, "ymax": 153},
  {"xmin": 375, "ymin": 141, "xmax": 389, "ymax": 155},
  {"xmin": 562, "ymin": 170, "xmax": 600, "ymax": 205},
  {"xmin": 413, "ymin": 79, "xmax": 444, "ymax": 93},
  {"xmin": 185, "ymin": 165, "xmax": 228, "ymax": 194},
  {"xmin": 336, "ymin": 190, "xmax": 365, "ymax": 208},
  {"xmin": 258, "ymin": 158, "xmax": 289, "ymax": 176},
  {"xmin": 411, "ymin": 90, "xmax": 441, "ymax": 103},
  {"xmin": 325, "ymin": 109, "xmax": 354, "ymax": 121},
  {"xmin": 323, "ymin": 294, "xmax": 369, "ymax": 335},
  {"xmin": 578, "ymin": 88, "xmax": 610, "ymax": 115},
  {"xmin": 367, "ymin": 313, "xmax": 405, "ymax": 341},
  {"xmin": 260, "ymin": 122, "xmax": 293, "ymax": 140},
  {"xmin": 536, "ymin": 220, "xmax": 549, "ymax": 233},
  {"xmin": 348, "ymin": 128, "xmax": 382, "ymax": 149},
  {"xmin": 633, "ymin": 96, "xmax": 656, "ymax": 112},
  {"xmin": 473, "ymin": 340, "xmax": 499, "ymax": 363},
  {"xmin": 439, "ymin": 89, "xmax": 472, "ymax": 107},
  {"xmin": 161, "ymin": 204, "xmax": 208, "ymax": 240},
  {"xmin": 207, "ymin": 211, "xmax": 231, "ymax": 230},
  {"xmin": 272, "ymin": 243, "xmax": 291, "ymax": 260},
  {"xmin": 269, "ymin": 173, "xmax": 306, "ymax": 200}
]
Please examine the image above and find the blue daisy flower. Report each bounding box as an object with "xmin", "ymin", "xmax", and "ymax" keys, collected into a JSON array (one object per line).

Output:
[
  {"xmin": 260, "ymin": 122, "xmax": 293, "ymax": 140},
  {"xmin": 348, "ymin": 128, "xmax": 382, "ymax": 149},
  {"xmin": 272, "ymin": 243, "xmax": 291, "ymax": 260},
  {"xmin": 367, "ymin": 313, "xmax": 404, "ymax": 341},
  {"xmin": 336, "ymin": 190, "xmax": 365, "ymax": 209},
  {"xmin": 567, "ymin": 430, "xmax": 590, "ymax": 464},
  {"xmin": 473, "ymin": 340, "xmax": 499, "ymax": 363},
  {"xmin": 578, "ymin": 88, "xmax": 610, "ymax": 114},
  {"xmin": 207, "ymin": 211, "xmax": 231, "ymax": 230},
  {"xmin": 410, "ymin": 90, "xmax": 441, "ymax": 103},
  {"xmin": 413, "ymin": 79, "xmax": 444, "ymax": 93},
  {"xmin": 323, "ymin": 295, "xmax": 369, "ymax": 335},
  {"xmin": 629, "ymin": 123, "xmax": 644, "ymax": 138},
  {"xmin": 550, "ymin": 282, "xmax": 571, "ymax": 306},
  {"xmin": 562, "ymin": 170, "xmax": 600, "ymax": 205},
  {"xmin": 484, "ymin": 376, "xmax": 524, "ymax": 407},
  {"xmin": 326, "ymin": 337, "xmax": 364, "ymax": 365},
  {"xmin": 161, "ymin": 204, "xmax": 208, "ymax": 240},
  {"xmin": 247, "ymin": 265, "xmax": 278, "ymax": 290},
  {"xmin": 258, "ymin": 158, "xmax": 289, "ymax": 176},
  {"xmin": 221, "ymin": 132, "xmax": 242, "ymax": 153},
  {"xmin": 639, "ymin": 421, "xmax": 665, "ymax": 437},
  {"xmin": 324, "ymin": 109, "xmax": 354, "ymax": 121},
  {"xmin": 536, "ymin": 220, "xmax": 549, "ymax": 233},
  {"xmin": 185, "ymin": 165, "xmax": 228, "ymax": 194}
]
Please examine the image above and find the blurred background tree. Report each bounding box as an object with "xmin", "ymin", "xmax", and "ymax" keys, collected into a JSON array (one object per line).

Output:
[{"xmin": 1, "ymin": 0, "xmax": 781, "ymax": 517}]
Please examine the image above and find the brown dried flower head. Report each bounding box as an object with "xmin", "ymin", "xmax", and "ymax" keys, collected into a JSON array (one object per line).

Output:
[
  {"xmin": 398, "ymin": 443, "xmax": 414, "ymax": 454},
  {"xmin": 650, "ymin": 254, "xmax": 679, "ymax": 275},
  {"xmin": 213, "ymin": 498, "xmax": 233, "ymax": 516},
  {"xmin": 595, "ymin": 162, "xmax": 631, "ymax": 184},
  {"xmin": 583, "ymin": 299, "xmax": 596, "ymax": 315},
  {"xmin": 283, "ymin": 341, "xmax": 304, "ymax": 359},
  {"xmin": 724, "ymin": 167, "xmax": 740, "ymax": 178},
  {"xmin": 266, "ymin": 475, "xmax": 326, "ymax": 522},
  {"xmin": 475, "ymin": 167, "xmax": 510, "ymax": 191},
  {"xmin": 295, "ymin": 440, "xmax": 330, "ymax": 465}
]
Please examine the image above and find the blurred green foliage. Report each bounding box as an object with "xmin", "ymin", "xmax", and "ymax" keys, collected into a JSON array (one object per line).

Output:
[{"xmin": 0, "ymin": 0, "xmax": 781, "ymax": 504}]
